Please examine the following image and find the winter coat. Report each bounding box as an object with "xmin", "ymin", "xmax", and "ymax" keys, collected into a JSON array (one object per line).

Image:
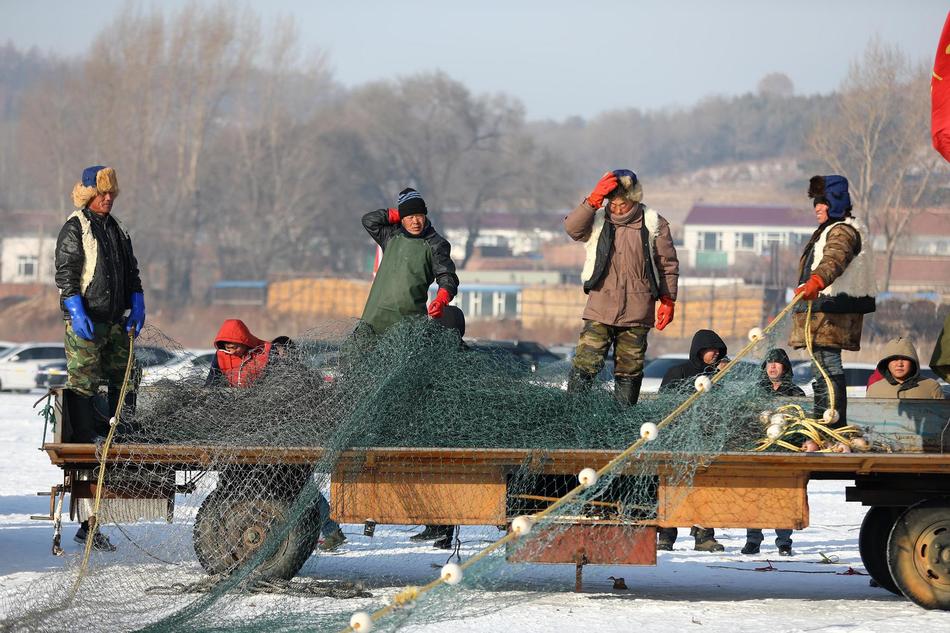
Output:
[
  {"xmin": 360, "ymin": 209, "xmax": 459, "ymax": 335},
  {"xmin": 205, "ymin": 319, "xmax": 272, "ymax": 388},
  {"xmin": 930, "ymin": 314, "xmax": 950, "ymax": 382},
  {"xmin": 867, "ymin": 337, "xmax": 944, "ymax": 399},
  {"xmin": 758, "ymin": 348, "xmax": 806, "ymax": 397},
  {"xmin": 789, "ymin": 218, "xmax": 876, "ymax": 352},
  {"xmin": 659, "ymin": 329, "xmax": 728, "ymax": 391},
  {"xmin": 55, "ymin": 208, "xmax": 143, "ymax": 324},
  {"xmin": 564, "ymin": 201, "xmax": 679, "ymax": 328}
]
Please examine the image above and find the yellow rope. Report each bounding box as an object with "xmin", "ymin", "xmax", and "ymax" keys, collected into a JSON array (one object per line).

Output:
[
  {"xmin": 339, "ymin": 295, "xmax": 806, "ymax": 632},
  {"xmin": 67, "ymin": 331, "xmax": 136, "ymax": 604}
]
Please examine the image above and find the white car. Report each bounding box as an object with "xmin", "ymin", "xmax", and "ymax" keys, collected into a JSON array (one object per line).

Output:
[
  {"xmin": 792, "ymin": 362, "xmax": 878, "ymax": 398},
  {"xmin": 0, "ymin": 340, "xmax": 17, "ymax": 356},
  {"xmin": 0, "ymin": 343, "xmax": 66, "ymax": 392},
  {"xmin": 139, "ymin": 348, "xmax": 216, "ymax": 385}
]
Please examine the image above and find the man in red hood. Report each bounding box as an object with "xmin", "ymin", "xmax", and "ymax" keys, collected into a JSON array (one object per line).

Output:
[{"xmin": 205, "ymin": 319, "xmax": 272, "ymax": 388}]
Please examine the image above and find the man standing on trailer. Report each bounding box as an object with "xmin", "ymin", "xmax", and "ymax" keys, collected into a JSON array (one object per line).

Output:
[
  {"xmin": 54, "ymin": 165, "xmax": 146, "ymax": 551},
  {"xmin": 564, "ymin": 169, "xmax": 679, "ymax": 405}
]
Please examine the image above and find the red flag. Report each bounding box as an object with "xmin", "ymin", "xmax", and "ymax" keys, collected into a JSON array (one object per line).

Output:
[{"xmin": 933, "ymin": 11, "xmax": 950, "ymax": 162}]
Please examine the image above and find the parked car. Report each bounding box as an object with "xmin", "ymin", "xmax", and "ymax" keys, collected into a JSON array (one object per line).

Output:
[
  {"xmin": 641, "ymin": 354, "xmax": 690, "ymax": 393},
  {"xmin": 0, "ymin": 343, "xmax": 66, "ymax": 392},
  {"xmin": 35, "ymin": 361, "xmax": 69, "ymax": 390},
  {"xmin": 140, "ymin": 348, "xmax": 216, "ymax": 385},
  {"xmin": 466, "ymin": 340, "xmax": 562, "ymax": 374}
]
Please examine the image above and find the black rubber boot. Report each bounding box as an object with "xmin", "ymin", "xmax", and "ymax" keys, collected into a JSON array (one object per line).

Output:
[
  {"xmin": 567, "ymin": 368, "xmax": 596, "ymax": 393},
  {"xmin": 108, "ymin": 386, "xmax": 139, "ymax": 441},
  {"xmin": 614, "ymin": 374, "xmax": 643, "ymax": 407},
  {"xmin": 657, "ymin": 527, "xmax": 677, "ymax": 550},
  {"xmin": 66, "ymin": 390, "xmax": 99, "ymax": 443},
  {"xmin": 410, "ymin": 525, "xmax": 440, "ymax": 541},
  {"xmin": 830, "ymin": 374, "xmax": 848, "ymax": 428},
  {"xmin": 432, "ymin": 525, "xmax": 457, "ymax": 549},
  {"xmin": 812, "ymin": 377, "xmax": 829, "ymax": 423}
]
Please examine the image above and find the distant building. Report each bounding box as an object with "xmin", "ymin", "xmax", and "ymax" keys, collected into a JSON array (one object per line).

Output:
[
  {"xmin": 1, "ymin": 236, "xmax": 57, "ymax": 284},
  {"xmin": 441, "ymin": 211, "xmax": 564, "ymax": 258},
  {"xmin": 682, "ymin": 204, "xmax": 813, "ymax": 269}
]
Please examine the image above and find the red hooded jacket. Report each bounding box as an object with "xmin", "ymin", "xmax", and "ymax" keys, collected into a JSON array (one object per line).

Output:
[{"xmin": 213, "ymin": 319, "xmax": 271, "ymax": 388}]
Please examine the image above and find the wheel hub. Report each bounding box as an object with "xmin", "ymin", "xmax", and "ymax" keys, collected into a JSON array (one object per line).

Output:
[
  {"xmin": 242, "ymin": 526, "xmax": 265, "ymax": 548},
  {"xmin": 914, "ymin": 521, "xmax": 950, "ymax": 589}
]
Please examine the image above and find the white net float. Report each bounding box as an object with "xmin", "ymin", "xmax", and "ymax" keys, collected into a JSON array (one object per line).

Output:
[{"xmin": 578, "ymin": 467, "xmax": 598, "ymax": 488}]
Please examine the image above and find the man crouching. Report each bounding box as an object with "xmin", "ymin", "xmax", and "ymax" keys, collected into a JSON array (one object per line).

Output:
[{"xmin": 565, "ymin": 170, "xmax": 679, "ymax": 405}]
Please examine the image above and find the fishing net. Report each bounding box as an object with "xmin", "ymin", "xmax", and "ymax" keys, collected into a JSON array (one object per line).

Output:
[{"xmin": 1, "ymin": 300, "xmax": 871, "ymax": 632}]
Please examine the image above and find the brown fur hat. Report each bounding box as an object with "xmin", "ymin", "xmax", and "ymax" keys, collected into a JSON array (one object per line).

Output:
[
  {"xmin": 71, "ymin": 166, "xmax": 120, "ymax": 209},
  {"xmin": 609, "ymin": 171, "xmax": 644, "ymax": 205}
]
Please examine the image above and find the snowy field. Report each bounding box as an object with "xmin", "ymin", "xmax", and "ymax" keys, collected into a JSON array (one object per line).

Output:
[{"xmin": 1, "ymin": 391, "xmax": 948, "ymax": 632}]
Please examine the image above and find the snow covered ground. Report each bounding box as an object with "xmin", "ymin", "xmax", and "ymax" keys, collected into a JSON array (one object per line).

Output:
[{"xmin": 1, "ymin": 391, "xmax": 948, "ymax": 632}]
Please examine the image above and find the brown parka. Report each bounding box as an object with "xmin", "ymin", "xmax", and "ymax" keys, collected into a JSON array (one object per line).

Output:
[
  {"xmin": 564, "ymin": 201, "xmax": 679, "ymax": 328},
  {"xmin": 867, "ymin": 337, "xmax": 945, "ymax": 399}
]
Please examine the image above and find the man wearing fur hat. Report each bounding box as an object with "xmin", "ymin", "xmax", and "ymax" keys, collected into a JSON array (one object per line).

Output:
[
  {"xmin": 54, "ymin": 165, "xmax": 144, "ymax": 550},
  {"xmin": 564, "ymin": 170, "xmax": 679, "ymax": 405},
  {"xmin": 789, "ymin": 175, "xmax": 876, "ymax": 427},
  {"xmin": 359, "ymin": 187, "xmax": 459, "ymax": 335}
]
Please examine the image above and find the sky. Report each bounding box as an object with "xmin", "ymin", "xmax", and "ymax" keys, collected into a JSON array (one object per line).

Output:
[{"xmin": 2, "ymin": 0, "xmax": 947, "ymax": 120}]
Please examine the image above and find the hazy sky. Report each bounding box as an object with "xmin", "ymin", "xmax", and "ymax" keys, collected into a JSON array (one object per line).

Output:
[{"xmin": 3, "ymin": 0, "xmax": 947, "ymax": 120}]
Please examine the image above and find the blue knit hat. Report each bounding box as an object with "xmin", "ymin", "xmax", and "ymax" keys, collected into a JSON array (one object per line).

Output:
[
  {"xmin": 397, "ymin": 187, "xmax": 427, "ymax": 218},
  {"xmin": 808, "ymin": 175, "xmax": 852, "ymax": 219}
]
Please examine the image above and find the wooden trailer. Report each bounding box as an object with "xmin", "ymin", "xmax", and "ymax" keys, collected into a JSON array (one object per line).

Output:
[{"xmin": 39, "ymin": 391, "xmax": 950, "ymax": 610}]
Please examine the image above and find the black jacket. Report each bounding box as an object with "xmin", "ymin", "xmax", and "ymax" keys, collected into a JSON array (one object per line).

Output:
[
  {"xmin": 55, "ymin": 209, "xmax": 143, "ymax": 323},
  {"xmin": 361, "ymin": 209, "xmax": 459, "ymax": 296},
  {"xmin": 757, "ymin": 348, "xmax": 806, "ymax": 397},
  {"xmin": 660, "ymin": 329, "xmax": 728, "ymax": 391}
]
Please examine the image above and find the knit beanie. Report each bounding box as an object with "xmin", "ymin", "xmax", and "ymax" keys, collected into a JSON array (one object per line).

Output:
[
  {"xmin": 71, "ymin": 166, "xmax": 120, "ymax": 209},
  {"xmin": 397, "ymin": 187, "xmax": 428, "ymax": 218}
]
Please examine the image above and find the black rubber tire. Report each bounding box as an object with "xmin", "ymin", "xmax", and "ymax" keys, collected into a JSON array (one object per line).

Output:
[
  {"xmin": 193, "ymin": 488, "xmax": 322, "ymax": 580},
  {"xmin": 859, "ymin": 506, "xmax": 902, "ymax": 596},
  {"xmin": 887, "ymin": 499, "xmax": 950, "ymax": 610}
]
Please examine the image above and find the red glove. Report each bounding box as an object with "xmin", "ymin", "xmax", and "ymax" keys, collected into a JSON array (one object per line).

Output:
[
  {"xmin": 427, "ymin": 288, "xmax": 451, "ymax": 318},
  {"xmin": 387, "ymin": 208, "xmax": 400, "ymax": 224},
  {"xmin": 655, "ymin": 296, "xmax": 675, "ymax": 331},
  {"xmin": 586, "ymin": 172, "xmax": 618, "ymax": 209},
  {"xmin": 796, "ymin": 274, "xmax": 826, "ymax": 301}
]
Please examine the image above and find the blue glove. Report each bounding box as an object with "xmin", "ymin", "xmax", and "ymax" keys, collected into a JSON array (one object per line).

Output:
[
  {"xmin": 64, "ymin": 295, "xmax": 94, "ymax": 341},
  {"xmin": 126, "ymin": 292, "xmax": 146, "ymax": 337}
]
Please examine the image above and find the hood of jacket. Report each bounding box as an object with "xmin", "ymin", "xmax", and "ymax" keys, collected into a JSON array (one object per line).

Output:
[
  {"xmin": 214, "ymin": 319, "xmax": 266, "ymax": 351},
  {"xmin": 689, "ymin": 329, "xmax": 727, "ymax": 369},
  {"xmin": 876, "ymin": 336, "xmax": 921, "ymax": 382}
]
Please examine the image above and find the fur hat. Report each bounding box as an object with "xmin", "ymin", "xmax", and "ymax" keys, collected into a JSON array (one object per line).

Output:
[
  {"xmin": 609, "ymin": 169, "xmax": 644, "ymax": 205},
  {"xmin": 397, "ymin": 187, "xmax": 427, "ymax": 218},
  {"xmin": 71, "ymin": 166, "xmax": 119, "ymax": 209},
  {"xmin": 808, "ymin": 175, "xmax": 851, "ymax": 219}
]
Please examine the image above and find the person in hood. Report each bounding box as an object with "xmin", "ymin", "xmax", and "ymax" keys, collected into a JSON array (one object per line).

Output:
[
  {"xmin": 204, "ymin": 321, "xmax": 348, "ymax": 551},
  {"xmin": 205, "ymin": 319, "xmax": 272, "ymax": 388},
  {"xmin": 742, "ymin": 347, "xmax": 803, "ymax": 557},
  {"xmin": 359, "ymin": 188, "xmax": 459, "ymax": 336},
  {"xmin": 789, "ymin": 176, "xmax": 876, "ymax": 428},
  {"xmin": 757, "ymin": 348, "xmax": 806, "ymax": 398},
  {"xmin": 867, "ymin": 337, "xmax": 944, "ymax": 399},
  {"xmin": 565, "ymin": 169, "xmax": 679, "ymax": 406},
  {"xmin": 656, "ymin": 329, "xmax": 728, "ymax": 552}
]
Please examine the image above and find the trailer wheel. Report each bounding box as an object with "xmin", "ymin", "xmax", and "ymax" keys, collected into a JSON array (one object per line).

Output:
[
  {"xmin": 858, "ymin": 506, "xmax": 902, "ymax": 595},
  {"xmin": 193, "ymin": 488, "xmax": 322, "ymax": 579},
  {"xmin": 887, "ymin": 499, "xmax": 950, "ymax": 610}
]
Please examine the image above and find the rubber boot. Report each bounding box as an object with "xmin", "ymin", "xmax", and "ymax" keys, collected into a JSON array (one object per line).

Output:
[
  {"xmin": 812, "ymin": 377, "xmax": 829, "ymax": 423},
  {"xmin": 656, "ymin": 527, "xmax": 677, "ymax": 550},
  {"xmin": 691, "ymin": 526, "xmax": 724, "ymax": 552},
  {"xmin": 830, "ymin": 374, "xmax": 848, "ymax": 428},
  {"xmin": 108, "ymin": 386, "xmax": 139, "ymax": 441},
  {"xmin": 567, "ymin": 368, "xmax": 596, "ymax": 393},
  {"xmin": 614, "ymin": 374, "xmax": 643, "ymax": 407},
  {"xmin": 410, "ymin": 525, "xmax": 440, "ymax": 541},
  {"xmin": 66, "ymin": 389, "xmax": 98, "ymax": 443},
  {"xmin": 432, "ymin": 525, "xmax": 457, "ymax": 550}
]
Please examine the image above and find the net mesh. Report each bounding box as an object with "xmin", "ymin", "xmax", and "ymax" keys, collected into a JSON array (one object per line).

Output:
[{"xmin": 1, "ymin": 305, "xmax": 867, "ymax": 632}]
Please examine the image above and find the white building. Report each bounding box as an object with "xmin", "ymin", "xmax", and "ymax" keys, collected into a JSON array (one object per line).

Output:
[
  {"xmin": 1, "ymin": 236, "xmax": 57, "ymax": 284},
  {"xmin": 682, "ymin": 204, "xmax": 814, "ymax": 269}
]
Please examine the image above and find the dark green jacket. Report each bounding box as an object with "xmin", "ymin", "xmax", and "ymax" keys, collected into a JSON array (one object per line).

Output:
[{"xmin": 360, "ymin": 209, "xmax": 459, "ymax": 334}]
